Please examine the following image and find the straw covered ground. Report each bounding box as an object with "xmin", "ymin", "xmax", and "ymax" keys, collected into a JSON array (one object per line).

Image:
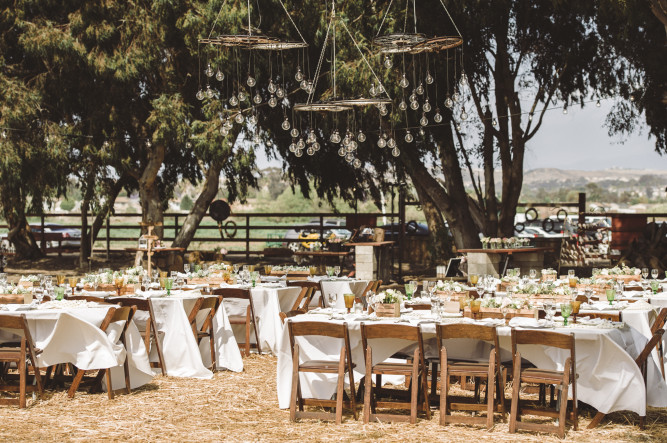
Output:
[{"xmin": 0, "ymin": 354, "xmax": 665, "ymax": 442}]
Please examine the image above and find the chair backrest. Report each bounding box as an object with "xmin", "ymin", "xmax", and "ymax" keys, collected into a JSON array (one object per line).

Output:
[
  {"xmin": 211, "ymin": 287, "xmax": 252, "ymax": 300},
  {"xmin": 67, "ymin": 295, "xmax": 115, "ymax": 304},
  {"xmin": 279, "ymin": 309, "xmax": 306, "ymax": 324},
  {"xmin": 99, "ymin": 306, "xmax": 136, "ymax": 343},
  {"xmin": 361, "ymin": 323, "xmax": 425, "ymax": 365},
  {"xmin": 114, "ymin": 297, "xmax": 151, "ymax": 312},
  {"xmin": 438, "ymin": 323, "xmax": 501, "ymax": 371},
  {"xmin": 291, "ymin": 287, "xmax": 315, "ymax": 311},
  {"xmin": 652, "ymin": 308, "xmax": 667, "ymax": 334},
  {"xmin": 635, "ymin": 329, "xmax": 665, "ymax": 370},
  {"xmin": 288, "ymin": 320, "xmax": 353, "ymax": 366},
  {"xmin": 511, "ymin": 329, "xmax": 576, "ymax": 377},
  {"xmin": 0, "ymin": 314, "xmax": 36, "ymax": 348},
  {"xmin": 187, "ymin": 295, "xmax": 222, "ymax": 332},
  {"xmin": 286, "ymin": 280, "xmax": 321, "ymax": 290}
]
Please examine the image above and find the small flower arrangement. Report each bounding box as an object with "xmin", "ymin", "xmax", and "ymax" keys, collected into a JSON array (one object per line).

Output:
[
  {"xmin": 434, "ymin": 280, "xmax": 464, "ymax": 293},
  {"xmin": 375, "ymin": 288, "xmax": 405, "ymax": 304},
  {"xmin": 19, "ymin": 275, "xmax": 41, "ymax": 283}
]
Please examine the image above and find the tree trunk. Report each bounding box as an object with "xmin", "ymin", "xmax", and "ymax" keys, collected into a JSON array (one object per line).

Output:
[
  {"xmin": 172, "ymin": 160, "xmax": 224, "ymax": 249},
  {"xmin": 6, "ymin": 212, "xmax": 42, "ymax": 260},
  {"xmin": 138, "ymin": 144, "xmax": 166, "ymax": 238},
  {"xmin": 78, "ymin": 183, "xmax": 95, "ymax": 269}
]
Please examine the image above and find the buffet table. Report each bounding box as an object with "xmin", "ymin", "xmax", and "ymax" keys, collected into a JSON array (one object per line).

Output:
[{"xmin": 459, "ymin": 247, "xmax": 553, "ymax": 276}]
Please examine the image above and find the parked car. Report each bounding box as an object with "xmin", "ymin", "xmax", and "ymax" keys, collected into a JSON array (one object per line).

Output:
[
  {"xmin": 514, "ymin": 226, "xmax": 561, "ymax": 238},
  {"xmin": 1, "ymin": 223, "xmax": 82, "ymax": 249},
  {"xmin": 380, "ymin": 221, "xmax": 430, "ymax": 241},
  {"xmin": 282, "ymin": 219, "xmax": 351, "ymax": 251}
]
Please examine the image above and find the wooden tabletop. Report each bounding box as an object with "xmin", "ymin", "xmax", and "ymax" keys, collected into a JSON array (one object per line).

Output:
[
  {"xmin": 458, "ymin": 247, "xmax": 553, "ymax": 254},
  {"xmin": 293, "ymin": 251, "xmax": 352, "ymax": 257},
  {"xmin": 346, "ymin": 241, "xmax": 395, "ymax": 246}
]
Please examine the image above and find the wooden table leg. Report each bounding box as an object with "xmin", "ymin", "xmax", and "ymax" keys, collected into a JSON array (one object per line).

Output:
[{"xmin": 587, "ymin": 411, "xmax": 605, "ymax": 428}]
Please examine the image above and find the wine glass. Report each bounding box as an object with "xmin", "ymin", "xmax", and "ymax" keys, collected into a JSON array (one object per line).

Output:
[
  {"xmin": 529, "ymin": 269, "xmax": 537, "ymax": 280},
  {"xmin": 476, "ymin": 282, "xmax": 485, "ymax": 299},
  {"xmin": 641, "ymin": 268, "xmax": 649, "ymax": 281},
  {"xmin": 501, "ymin": 305, "xmax": 509, "ymax": 325},
  {"xmin": 469, "ymin": 274, "xmax": 479, "ymax": 286},
  {"xmin": 68, "ymin": 277, "xmax": 78, "ymax": 295},
  {"xmin": 114, "ymin": 276, "xmax": 124, "ymax": 297},
  {"xmin": 327, "ymin": 293, "xmax": 338, "ymax": 309},
  {"xmin": 561, "ymin": 302, "xmax": 572, "ymax": 326},
  {"xmin": 543, "ymin": 302, "xmax": 554, "ymax": 322},
  {"xmin": 184, "ymin": 263, "xmax": 190, "ymax": 274},
  {"xmin": 344, "ymin": 293, "xmax": 355, "ymax": 313},
  {"xmin": 470, "ymin": 299, "xmax": 482, "ymax": 320},
  {"xmin": 651, "ymin": 268, "xmax": 659, "ymax": 280},
  {"xmin": 232, "ymin": 264, "xmax": 239, "ymax": 274},
  {"xmin": 334, "ymin": 266, "xmax": 341, "ymax": 277},
  {"xmin": 164, "ymin": 277, "xmax": 173, "ymax": 296},
  {"xmin": 606, "ymin": 288, "xmax": 616, "ymax": 306}
]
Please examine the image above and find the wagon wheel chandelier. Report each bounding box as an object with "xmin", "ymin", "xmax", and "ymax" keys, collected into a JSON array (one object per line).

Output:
[
  {"xmin": 374, "ymin": 0, "xmax": 468, "ymax": 142},
  {"xmin": 195, "ymin": 0, "xmax": 308, "ymax": 141},
  {"xmin": 289, "ymin": 0, "xmax": 395, "ymax": 165}
]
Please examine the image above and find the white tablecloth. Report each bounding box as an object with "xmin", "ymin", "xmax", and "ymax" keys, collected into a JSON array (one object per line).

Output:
[
  {"xmin": 276, "ymin": 314, "xmax": 667, "ymax": 415},
  {"xmin": 219, "ymin": 284, "xmax": 302, "ymax": 355},
  {"xmin": 319, "ymin": 279, "xmax": 369, "ymax": 309},
  {"xmin": 142, "ymin": 291, "xmax": 244, "ymax": 377},
  {"xmin": 0, "ymin": 306, "xmax": 154, "ymax": 390}
]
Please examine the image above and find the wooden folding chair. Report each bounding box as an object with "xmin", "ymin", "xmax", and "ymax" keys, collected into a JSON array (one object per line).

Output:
[
  {"xmin": 287, "ymin": 281, "xmax": 324, "ymax": 308},
  {"xmin": 436, "ymin": 323, "xmax": 507, "ymax": 429},
  {"xmin": 651, "ymin": 308, "xmax": 666, "ymax": 379},
  {"xmin": 290, "ymin": 287, "xmax": 315, "ymax": 312},
  {"xmin": 68, "ymin": 306, "xmax": 136, "ymax": 399},
  {"xmin": 187, "ymin": 295, "xmax": 223, "ymax": 370},
  {"xmin": 361, "ymin": 323, "xmax": 430, "ymax": 424},
  {"xmin": 279, "ymin": 310, "xmax": 306, "ymax": 325},
  {"xmin": 288, "ymin": 320, "xmax": 357, "ymax": 424},
  {"xmin": 115, "ymin": 297, "xmax": 166, "ymax": 375},
  {"xmin": 66, "ymin": 295, "xmax": 116, "ymax": 305},
  {"xmin": 212, "ymin": 288, "xmax": 261, "ymax": 356},
  {"xmin": 509, "ymin": 329, "xmax": 578, "ymax": 439},
  {"xmin": 0, "ymin": 314, "xmax": 44, "ymax": 408}
]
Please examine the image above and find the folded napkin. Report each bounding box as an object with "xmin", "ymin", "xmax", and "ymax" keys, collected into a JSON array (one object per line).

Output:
[
  {"xmin": 587, "ymin": 302, "xmax": 626, "ymax": 311},
  {"xmin": 508, "ymin": 317, "xmax": 553, "ymax": 328},
  {"xmin": 406, "ymin": 297, "xmax": 431, "ymax": 304},
  {"xmin": 2, "ymin": 304, "xmax": 33, "ymax": 312},
  {"xmin": 261, "ymin": 276, "xmax": 281, "ymax": 282},
  {"xmin": 134, "ymin": 289, "xmax": 167, "ymax": 298},
  {"xmin": 625, "ymin": 300, "xmax": 654, "ymax": 311},
  {"xmin": 577, "ymin": 317, "xmax": 605, "ymax": 326},
  {"xmin": 81, "ymin": 290, "xmax": 114, "ymax": 298}
]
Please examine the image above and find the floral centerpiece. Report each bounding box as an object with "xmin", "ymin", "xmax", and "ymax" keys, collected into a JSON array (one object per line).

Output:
[
  {"xmin": 540, "ymin": 268, "xmax": 558, "ymax": 282},
  {"xmin": 373, "ymin": 289, "xmax": 405, "ymax": 317},
  {"xmin": 433, "ymin": 280, "xmax": 468, "ymax": 298},
  {"xmin": 480, "ymin": 236, "xmax": 529, "ymax": 249},
  {"xmin": 598, "ymin": 266, "xmax": 641, "ymax": 283},
  {"xmin": 18, "ymin": 274, "xmax": 41, "ymax": 288}
]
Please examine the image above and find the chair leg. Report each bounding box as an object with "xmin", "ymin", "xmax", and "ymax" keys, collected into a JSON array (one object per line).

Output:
[
  {"xmin": 430, "ymin": 361, "xmax": 438, "ymax": 399},
  {"xmin": 19, "ymin": 354, "xmax": 26, "ymax": 408},
  {"xmin": 68, "ymin": 368, "xmax": 87, "ymax": 398},
  {"xmin": 105, "ymin": 369, "xmax": 114, "ymax": 400},
  {"xmin": 245, "ymin": 308, "xmax": 251, "ymax": 357},
  {"xmin": 363, "ymin": 348, "xmax": 372, "ymax": 424},
  {"xmin": 486, "ymin": 350, "xmax": 496, "ymax": 429},
  {"xmin": 209, "ymin": 330, "xmax": 217, "ymax": 372},
  {"xmin": 289, "ymin": 345, "xmax": 300, "ymax": 422},
  {"xmin": 509, "ymin": 355, "xmax": 522, "ymax": 433},
  {"xmin": 347, "ymin": 354, "xmax": 358, "ymax": 420},
  {"xmin": 335, "ymin": 348, "xmax": 345, "ymax": 424},
  {"xmin": 440, "ymin": 347, "xmax": 448, "ymax": 426},
  {"xmin": 410, "ymin": 354, "xmax": 419, "ymax": 424}
]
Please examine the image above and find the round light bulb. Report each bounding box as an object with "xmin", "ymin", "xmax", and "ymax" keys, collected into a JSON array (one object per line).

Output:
[
  {"xmin": 387, "ymin": 138, "xmax": 397, "ymax": 148},
  {"xmin": 596, "ymin": 100, "xmax": 601, "ymax": 107},
  {"xmin": 399, "ymin": 100, "xmax": 408, "ymax": 111},
  {"xmin": 238, "ymin": 90, "xmax": 247, "ymax": 101},
  {"xmin": 235, "ymin": 113, "xmax": 244, "ymax": 124},
  {"xmin": 297, "ymin": 138, "xmax": 305, "ymax": 149},
  {"xmin": 420, "ymin": 115, "xmax": 428, "ymax": 126},
  {"xmin": 399, "ymin": 73, "xmax": 409, "ymax": 89},
  {"xmin": 338, "ymin": 147, "xmax": 346, "ymax": 157},
  {"xmin": 215, "ymin": 70, "xmax": 224, "ymax": 81},
  {"xmin": 353, "ymin": 158, "xmax": 362, "ymax": 168},
  {"xmin": 295, "ymin": 148, "xmax": 303, "ymax": 157},
  {"xmin": 247, "ymin": 76, "xmax": 256, "ymax": 87},
  {"xmin": 205, "ymin": 85, "xmax": 214, "ymax": 98},
  {"xmin": 405, "ymin": 131, "xmax": 414, "ymax": 143},
  {"xmin": 377, "ymin": 137, "xmax": 387, "ymax": 148},
  {"xmin": 268, "ymin": 96, "xmax": 278, "ymax": 107},
  {"xmin": 492, "ymin": 118, "xmax": 498, "ymax": 126},
  {"xmin": 460, "ymin": 110, "xmax": 468, "ymax": 121},
  {"xmin": 253, "ymin": 92, "xmax": 262, "ymax": 104},
  {"xmin": 391, "ymin": 147, "xmax": 400, "ymax": 157},
  {"xmin": 423, "ymin": 99, "xmax": 431, "ymax": 113},
  {"xmin": 369, "ymin": 84, "xmax": 377, "ymax": 97},
  {"xmin": 357, "ymin": 130, "xmax": 366, "ymax": 143},
  {"xmin": 248, "ymin": 114, "xmax": 258, "ymax": 125},
  {"xmin": 204, "ymin": 63, "xmax": 214, "ymax": 77},
  {"xmin": 295, "ymin": 67, "xmax": 304, "ymax": 82},
  {"xmin": 306, "ymin": 146, "xmax": 315, "ymax": 156},
  {"xmin": 229, "ymin": 94, "xmax": 238, "ymax": 106},
  {"xmin": 282, "ymin": 118, "xmax": 291, "ymax": 131},
  {"xmin": 453, "ymin": 92, "xmax": 461, "ymax": 103},
  {"xmin": 312, "ymin": 142, "xmax": 320, "ymax": 151},
  {"xmin": 445, "ymin": 96, "xmax": 453, "ymax": 108},
  {"xmin": 410, "ymin": 101, "xmax": 419, "ymax": 110},
  {"xmin": 425, "ymin": 72, "xmax": 434, "ymax": 84},
  {"xmin": 289, "ymin": 143, "xmax": 297, "ymax": 152},
  {"xmin": 434, "ymin": 110, "xmax": 443, "ymax": 123},
  {"xmin": 196, "ymin": 89, "xmax": 205, "ymax": 100},
  {"xmin": 268, "ymin": 80, "xmax": 277, "ymax": 93},
  {"xmin": 276, "ymin": 87, "xmax": 285, "ymax": 98},
  {"xmin": 416, "ymin": 83, "xmax": 424, "ymax": 95},
  {"xmin": 384, "ymin": 56, "xmax": 393, "ymax": 69},
  {"xmin": 345, "ymin": 152, "xmax": 354, "ymax": 162},
  {"xmin": 380, "ymin": 105, "xmax": 388, "ymax": 116},
  {"xmin": 290, "ymin": 128, "xmax": 299, "ymax": 138}
]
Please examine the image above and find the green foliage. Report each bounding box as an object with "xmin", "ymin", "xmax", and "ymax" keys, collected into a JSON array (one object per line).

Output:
[
  {"xmin": 180, "ymin": 194, "xmax": 194, "ymax": 211},
  {"xmin": 60, "ymin": 199, "xmax": 76, "ymax": 212}
]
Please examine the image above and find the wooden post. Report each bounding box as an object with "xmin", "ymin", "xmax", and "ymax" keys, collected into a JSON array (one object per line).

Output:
[
  {"xmin": 246, "ymin": 215, "xmax": 250, "ymax": 261},
  {"xmin": 40, "ymin": 214, "xmax": 46, "ymax": 254},
  {"xmin": 319, "ymin": 215, "xmax": 324, "ymax": 243},
  {"xmin": 578, "ymin": 192, "xmax": 586, "ymax": 237},
  {"xmin": 106, "ymin": 216, "xmax": 111, "ymax": 260}
]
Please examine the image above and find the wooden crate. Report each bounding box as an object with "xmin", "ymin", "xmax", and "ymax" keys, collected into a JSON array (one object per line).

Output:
[
  {"xmin": 464, "ymin": 307, "xmax": 538, "ymax": 320},
  {"xmin": 375, "ymin": 303, "xmax": 400, "ymax": 317}
]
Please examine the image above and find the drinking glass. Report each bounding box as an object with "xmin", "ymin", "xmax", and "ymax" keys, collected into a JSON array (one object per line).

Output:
[
  {"xmin": 469, "ymin": 274, "xmax": 479, "ymax": 286},
  {"xmin": 114, "ymin": 276, "xmax": 124, "ymax": 297},
  {"xmin": 327, "ymin": 293, "xmax": 338, "ymax": 308},
  {"xmin": 54, "ymin": 286, "xmax": 65, "ymax": 301},
  {"xmin": 264, "ymin": 265, "xmax": 273, "ymax": 276},
  {"xmin": 56, "ymin": 274, "xmax": 66, "ymax": 286},
  {"xmin": 165, "ymin": 278, "xmax": 173, "ymax": 296},
  {"xmin": 606, "ymin": 288, "xmax": 616, "ymax": 305},
  {"xmin": 142, "ymin": 275, "xmax": 151, "ymax": 291},
  {"xmin": 651, "ymin": 269, "xmax": 659, "ymax": 280},
  {"xmin": 569, "ymin": 276, "xmax": 577, "ymax": 289},
  {"xmin": 334, "ymin": 266, "xmax": 341, "ymax": 277},
  {"xmin": 561, "ymin": 302, "xmax": 572, "ymax": 326},
  {"xmin": 501, "ymin": 306, "xmax": 509, "ymax": 325},
  {"xmin": 584, "ymin": 288, "xmax": 593, "ymax": 305},
  {"xmin": 458, "ymin": 296, "xmax": 469, "ymax": 312},
  {"xmin": 68, "ymin": 277, "xmax": 78, "ymax": 295},
  {"xmin": 344, "ymin": 293, "xmax": 355, "ymax": 313},
  {"xmin": 641, "ymin": 268, "xmax": 649, "ymax": 280},
  {"xmin": 476, "ymin": 282, "xmax": 485, "ymax": 299},
  {"xmin": 529, "ymin": 269, "xmax": 537, "ymax": 280},
  {"xmin": 404, "ymin": 283, "xmax": 414, "ymax": 299},
  {"xmin": 233, "ymin": 264, "xmax": 240, "ymax": 274},
  {"xmin": 650, "ymin": 280, "xmax": 660, "ymax": 294},
  {"xmin": 250, "ymin": 271, "xmax": 259, "ymax": 287},
  {"xmin": 568, "ymin": 270, "xmax": 575, "ymax": 278},
  {"xmin": 543, "ymin": 302, "xmax": 554, "ymax": 322},
  {"xmin": 470, "ymin": 299, "xmax": 482, "ymax": 320},
  {"xmin": 409, "ymin": 281, "xmax": 419, "ymax": 297},
  {"xmin": 572, "ymin": 300, "xmax": 581, "ymax": 323},
  {"xmin": 184, "ymin": 263, "xmax": 190, "ymax": 274}
]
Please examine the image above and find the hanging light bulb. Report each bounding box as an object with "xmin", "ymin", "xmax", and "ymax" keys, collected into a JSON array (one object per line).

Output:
[
  {"xmin": 248, "ymin": 114, "xmax": 258, "ymax": 125},
  {"xmin": 399, "ymin": 100, "xmax": 408, "ymax": 111},
  {"xmin": 253, "ymin": 92, "xmax": 262, "ymax": 104},
  {"xmin": 220, "ymin": 127, "xmax": 229, "ymax": 136},
  {"xmin": 282, "ymin": 118, "xmax": 291, "ymax": 131},
  {"xmin": 353, "ymin": 158, "xmax": 362, "ymax": 168},
  {"xmin": 420, "ymin": 114, "xmax": 428, "ymax": 126},
  {"xmin": 459, "ymin": 72, "xmax": 468, "ymax": 86},
  {"xmin": 453, "ymin": 92, "xmax": 461, "ymax": 103},
  {"xmin": 345, "ymin": 152, "xmax": 354, "ymax": 162},
  {"xmin": 185, "ymin": 141, "xmax": 192, "ymax": 149},
  {"xmin": 295, "ymin": 67, "xmax": 304, "ymax": 82},
  {"xmin": 434, "ymin": 109, "xmax": 443, "ymax": 123},
  {"xmin": 234, "ymin": 113, "xmax": 244, "ymax": 124},
  {"xmin": 290, "ymin": 128, "xmax": 300, "ymax": 138},
  {"xmin": 247, "ymin": 75, "xmax": 256, "ymax": 87},
  {"xmin": 419, "ymin": 128, "xmax": 426, "ymax": 137},
  {"xmin": 297, "ymin": 138, "xmax": 306, "ymax": 149},
  {"xmin": 380, "ymin": 105, "xmax": 389, "ymax": 116},
  {"xmin": 460, "ymin": 110, "xmax": 468, "ymax": 121},
  {"xmin": 377, "ymin": 137, "xmax": 387, "ymax": 148},
  {"xmin": 268, "ymin": 95, "xmax": 278, "ymax": 107},
  {"xmin": 205, "ymin": 85, "xmax": 214, "ymax": 98},
  {"xmin": 196, "ymin": 89, "xmax": 205, "ymax": 100},
  {"xmin": 405, "ymin": 130, "xmax": 414, "ymax": 143},
  {"xmin": 306, "ymin": 81, "xmax": 314, "ymax": 94},
  {"xmin": 330, "ymin": 130, "xmax": 341, "ymax": 144},
  {"xmin": 492, "ymin": 118, "xmax": 498, "ymax": 126},
  {"xmin": 410, "ymin": 100, "xmax": 419, "ymax": 111},
  {"xmin": 229, "ymin": 94, "xmax": 239, "ymax": 106},
  {"xmin": 289, "ymin": 142, "xmax": 297, "ymax": 152},
  {"xmin": 629, "ymin": 93, "xmax": 635, "ymax": 102},
  {"xmin": 596, "ymin": 100, "xmax": 601, "ymax": 107},
  {"xmin": 445, "ymin": 95, "xmax": 453, "ymax": 108},
  {"xmin": 391, "ymin": 147, "xmax": 400, "ymax": 157},
  {"xmin": 268, "ymin": 80, "xmax": 277, "ymax": 94},
  {"xmin": 528, "ymin": 113, "xmax": 533, "ymax": 121},
  {"xmin": 204, "ymin": 63, "xmax": 214, "ymax": 77},
  {"xmin": 369, "ymin": 83, "xmax": 377, "ymax": 97},
  {"xmin": 338, "ymin": 147, "xmax": 346, "ymax": 157},
  {"xmin": 562, "ymin": 106, "xmax": 568, "ymax": 114},
  {"xmin": 306, "ymin": 146, "xmax": 315, "ymax": 156},
  {"xmin": 350, "ymin": 140, "xmax": 358, "ymax": 151},
  {"xmin": 399, "ymin": 73, "xmax": 409, "ymax": 88},
  {"xmin": 357, "ymin": 130, "xmax": 366, "ymax": 143},
  {"xmin": 276, "ymin": 87, "xmax": 285, "ymax": 98},
  {"xmin": 238, "ymin": 90, "xmax": 247, "ymax": 101},
  {"xmin": 409, "ymin": 91, "xmax": 417, "ymax": 102},
  {"xmin": 312, "ymin": 142, "xmax": 320, "ymax": 151},
  {"xmin": 416, "ymin": 83, "xmax": 425, "ymax": 95},
  {"xmin": 456, "ymin": 123, "xmax": 462, "ymax": 131},
  {"xmin": 384, "ymin": 55, "xmax": 393, "ymax": 69},
  {"xmin": 425, "ymin": 71, "xmax": 434, "ymax": 85},
  {"xmin": 300, "ymin": 79, "xmax": 308, "ymax": 90},
  {"xmin": 307, "ymin": 131, "xmax": 316, "ymax": 144},
  {"xmin": 215, "ymin": 70, "xmax": 224, "ymax": 82},
  {"xmin": 295, "ymin": 148, "xmax": 303, "ymax": 157},
  {"xmin": 377, "ymin": 84, "xmax": 385, "ymax": 94},
  {"xmin": 423, "ymin": 99, "xmax": 432, "ymax": 113},
  {"xmin": 387, "ymin": 137, "xmax": 397, "ymax": 149}
]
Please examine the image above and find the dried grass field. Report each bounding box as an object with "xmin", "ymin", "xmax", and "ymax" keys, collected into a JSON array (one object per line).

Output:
[{"xmin": 0, "ymin": 355, "xmax": 665, "ymax": 442}]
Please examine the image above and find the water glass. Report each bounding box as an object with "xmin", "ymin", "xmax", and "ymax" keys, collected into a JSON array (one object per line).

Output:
[
  {"xmin": 641, "ymin": 268, "xmax": 649, "ymax": 280},
  {"xmin": 560, "ymin": 302, "xmax": 572, "ymax": 326},
  {"xmin": 651, "ymin": 269, "xmax": 659, "ymax": 280},
  {"xmin": 606, "ymin": 288, "xmax": 615, "ymax": 305},
  {"xmin": 184, "ymin": 263, "xmax": 190, "ymax": 274}
]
